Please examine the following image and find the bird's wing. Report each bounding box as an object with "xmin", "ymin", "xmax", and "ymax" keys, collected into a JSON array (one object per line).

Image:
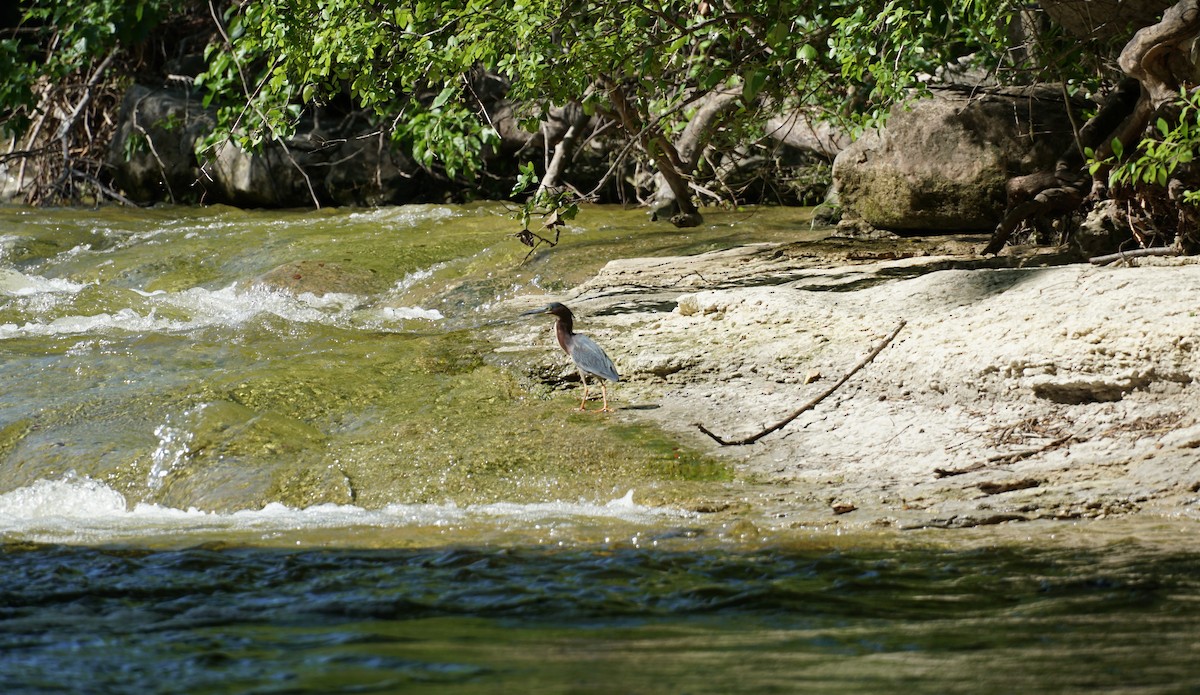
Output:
[{"xmin": 570, "ymin": 334, "xmax": 620, "ymax": 382}]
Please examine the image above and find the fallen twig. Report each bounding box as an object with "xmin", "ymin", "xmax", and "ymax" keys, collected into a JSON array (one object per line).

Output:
[
  {"xmin": 933, "ymin": 462, "xmax": 986, "ymax": 478},
  {"xmin": 978, "ymin": 478, "xmax": 1042, "ymax": 495},
  {"xmin": 1089, "ymin": 246, "xmax": 1181, "ymax": 265},
  {"xmin": 986, "ymin": 434, "xmax": 1076, "ymax": 464},
  {"xmin": 695, "ymin": 319, "xmax": 906, "ymax": 446}
]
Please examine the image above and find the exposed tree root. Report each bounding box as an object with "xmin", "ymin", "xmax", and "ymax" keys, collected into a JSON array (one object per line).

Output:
[
  {"xmin": 984, "ymin": 79, "xmax": 1142, "ymax": 255},
  {"xmin": 986, "ymin": 0, "xmax": 1200, "ymax": 255}
]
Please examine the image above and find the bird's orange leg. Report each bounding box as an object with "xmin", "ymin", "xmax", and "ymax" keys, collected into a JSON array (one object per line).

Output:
[
  {"xmin": 577, "ymin": 373, "xmax": 590, "ymax": 411},
  {"xmin": 599, "ymin": 382, "xmax": 613, "ymax": 412}
]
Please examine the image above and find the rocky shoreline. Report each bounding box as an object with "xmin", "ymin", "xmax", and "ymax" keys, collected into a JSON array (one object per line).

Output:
[{"xmin": 505, "ymin": 236, "xmax": 1200, "ymax": 532}]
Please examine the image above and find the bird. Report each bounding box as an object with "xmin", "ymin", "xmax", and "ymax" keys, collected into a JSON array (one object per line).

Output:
[{"xmin": 523, "ymin": 302, "xmax": 620, "ymax": 411}]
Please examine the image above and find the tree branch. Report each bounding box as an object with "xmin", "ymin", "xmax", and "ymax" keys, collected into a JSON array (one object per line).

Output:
[
  {"xmin": 605, "ymin": 77, "xmax": 703, "ymax": 226},
  {"xmin": 696, "ymin": 319, "xmax": 906, "ymax": 446},
  {"xmin": 1089, "ymin": 246, "xmax": 1182, "ymax": 264}
]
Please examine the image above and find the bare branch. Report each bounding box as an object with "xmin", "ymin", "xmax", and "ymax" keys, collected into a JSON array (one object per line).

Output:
[{"xmin": 696, "ymin": 319, "xmax": 906, "ymax": 446}]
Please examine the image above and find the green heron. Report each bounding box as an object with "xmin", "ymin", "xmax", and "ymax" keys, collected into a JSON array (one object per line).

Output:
[{"xmin": 523, "ymin": 302, "xmax": 620, "ymax": 411}]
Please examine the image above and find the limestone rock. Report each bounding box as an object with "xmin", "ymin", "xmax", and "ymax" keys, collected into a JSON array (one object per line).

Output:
[
  {"xmin": 105, "ymin": 85, "xmax": 215, "ymax": 203},
  {"xmin": 833, "ymin": 86, "xmax": 1084, "ymax": 233},
  {"xmin": 253, "ymin": 260, "xmax": 384, "ymax": 297},
  {"xmin": 1075, "ymin": 199, "xmax": 1127, "ymax": 259}
]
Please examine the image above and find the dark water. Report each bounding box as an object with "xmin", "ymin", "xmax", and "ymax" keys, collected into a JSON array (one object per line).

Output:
[{"xmin": 2, "ymin": 537, "xmax": 1198, "ymax": 694}]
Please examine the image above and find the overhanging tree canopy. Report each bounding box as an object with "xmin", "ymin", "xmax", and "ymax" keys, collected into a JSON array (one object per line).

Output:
[
  {"xmin": 191, "ymin": 0, "xmax": 1013, "ymax": 225},
  {"xmin": 2, "ymin": 0, "xmax": 1198, "ymax": 252}
]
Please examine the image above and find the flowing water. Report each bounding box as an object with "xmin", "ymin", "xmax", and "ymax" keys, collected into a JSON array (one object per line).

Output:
[{"xmin": 1, "ymin": 203, "xmax": 1198, "ymax": 693}]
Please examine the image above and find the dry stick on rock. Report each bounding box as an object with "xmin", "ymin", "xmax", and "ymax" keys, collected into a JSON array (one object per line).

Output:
[
  {"xmin": 1089, "ymin": 246, "xmax": 1182, "ymax": 265},
  {"xmin": 696, "ymin": 319, "xmax": 906, "ymax": 446},
  {"xmin": 986, "ymin": 434, "xmax": 1077, "ymax": 464}
]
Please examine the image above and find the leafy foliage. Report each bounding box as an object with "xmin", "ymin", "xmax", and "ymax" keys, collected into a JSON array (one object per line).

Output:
[
  {"xmin": 1082, "ymin": 86, "xmax": 1200, "ymax": 248},
  {"xmin": 9, "ymin": 0, "xmax": 1141, "ymax": 228},
  {"xmin": 194, "ymin": 0, "xmax": 1019, "ymax": 186},
  {"xmin": 1, "ymin": 0, "xmax": 168, "ymax": 135},
  {"xmin": 1104, "ymin": 88, "xmax": 1200, "ymax": 201}
]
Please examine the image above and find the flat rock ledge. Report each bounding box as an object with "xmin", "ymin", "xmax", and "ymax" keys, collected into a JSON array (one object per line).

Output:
[{"xmin": 502, "ymin": 240, "xmax": 1200, "ymax": 533}]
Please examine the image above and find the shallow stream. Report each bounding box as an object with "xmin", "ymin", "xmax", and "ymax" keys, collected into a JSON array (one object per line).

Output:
[{"xmin": 1, "ymin": 203, "xmax": 1197, "ymax": 692}]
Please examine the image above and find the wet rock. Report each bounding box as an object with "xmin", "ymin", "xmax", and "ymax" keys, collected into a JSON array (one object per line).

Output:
[
  {"xmin": 253, "ymin": 260, "xmax": 384, "ymax": 297},
  {"xmin": 149, "ymin": 400, "xmax": 347, "ymax": 512}
]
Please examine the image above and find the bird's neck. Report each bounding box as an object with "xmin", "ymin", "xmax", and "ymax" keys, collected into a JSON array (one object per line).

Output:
[{"xmin": 554, "ymin": 316, "xmax": 574, "ymax": 352}]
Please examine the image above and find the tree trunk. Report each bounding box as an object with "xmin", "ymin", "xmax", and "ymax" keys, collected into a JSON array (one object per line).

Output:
[
  {"xmin": 648, "ymin": 87, "xmax": 742, "ymax": 222},
  {"xmin": 605, "ymin": 79, "xmax": 703, "ymax": 227},
  {"xmin": 536, "ymin": 102, "xmax": 590, "ymax": 197}
]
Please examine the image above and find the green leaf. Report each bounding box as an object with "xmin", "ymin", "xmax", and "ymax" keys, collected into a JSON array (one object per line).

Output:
[
  {"xmin": 766, "ymin": 22, "xmax": 789, "ymax": 48},
  {"xmin": 1111, "ymin": 138, "xmax": 1124, "ymax": 159},
  {"xmin": 701, "ymin": 69, "xmax": 728, "ymax": 91},
  {"xmin": 1158, "ymin": 117, "xmax": 1171, "ymax": 137},
  {"xmin": 431, "ymin": 85, "xmax": 455, "ymax": 110},
  {"xmin": 743, "ymin": 68, "xmax": 767, "ymax": 103}
]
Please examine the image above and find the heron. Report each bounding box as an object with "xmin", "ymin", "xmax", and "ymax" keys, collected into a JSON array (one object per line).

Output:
[{"xmin": 523, "ymin": 302, "xmax": 620, "ymax": 411}]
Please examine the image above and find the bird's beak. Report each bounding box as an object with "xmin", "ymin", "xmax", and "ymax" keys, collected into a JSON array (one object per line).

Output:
[{"xmin": 520, "ymin": 306, "xmax": 549, "ymax": 316}]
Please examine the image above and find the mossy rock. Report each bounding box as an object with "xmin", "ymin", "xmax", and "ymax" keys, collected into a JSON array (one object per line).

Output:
[{"xmin": 254, "ymin": 260, "xmax": 385, "ymax": 296}]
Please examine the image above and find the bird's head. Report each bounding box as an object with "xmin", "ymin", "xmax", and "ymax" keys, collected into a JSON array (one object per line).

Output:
[{"xmin": 521, "ymin": 302, "xmax": 573, "ymax": 320}]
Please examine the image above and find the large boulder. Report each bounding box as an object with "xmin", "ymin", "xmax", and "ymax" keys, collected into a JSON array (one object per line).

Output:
[
  {"xmin": 832, "ymin": 86, "xmax": 1086, "ymax": 233},
  {"xmin": 106, "ymin": 85, "xmax": 215, "ymax": 203}
]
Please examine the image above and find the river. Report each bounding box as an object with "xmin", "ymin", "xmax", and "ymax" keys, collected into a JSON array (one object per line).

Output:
[{"xmin": 1, "ymin": 203, "xmax": 1198, "ymax": 693}]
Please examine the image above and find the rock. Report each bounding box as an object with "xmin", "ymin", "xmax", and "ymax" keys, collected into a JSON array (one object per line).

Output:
[
  {"xmin": 320, "ymin": 133, "xmax": 419, "ymax": 207},
  {"xmin": 629, "ymin": 352, "xmax": 695, "ymax": 377},
  {"xmin": 1029, "ymin": 374, "xmax": 1152, "ymax": 404},
  {"xmin": 505, "ymin": 244, "xmax": 1200, "ymax": 530},
  {"xmin": 0, "ymin": 135, "xmax": 34, "ymax": 202},
  {"xmin": 106, "ymin": 84, "xmax": 425, "ymax": 207},
  {"xmin": 833, "ymin": 86, "xmax": 1084, "ymax": 233},
  {"xmin": 207, "ymin": 140, "xmax": 313, "ymax": 208},
  {"xmin": 1075, "ymin": 199, "xmax": 1127, "ymax": 259},
  {"xmin": 206, "ymin": 129, "xmax": 422, "ymax": 208},
  {"xmin": 148, "ymin": 400, "xmax": 349, "ymax": 512},
  {"xmin": 106, "ymin": 85, "xmax": 215, "ymax": 203},
  {"xmin": 252, "ymin": 260, "xmax": 384, "ymax": 297}
]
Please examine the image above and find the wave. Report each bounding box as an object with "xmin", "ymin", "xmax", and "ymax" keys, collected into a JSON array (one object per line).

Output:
[
  {"xmin": 0, "ymin": 477, "xmax": 692, "ymax": 547},
  {"xmin": 0, "ymin": 269, "xmax": 442, "ymax": 338}
]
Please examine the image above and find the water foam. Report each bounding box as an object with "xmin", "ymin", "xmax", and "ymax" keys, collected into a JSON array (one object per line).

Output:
[
  {"xmin": 0, "ymin": 278, "xmax": 443, "ymax": 339},
  {"xmin": 0, "ymin": 268, "xmax": 88, "ymax": 296},
  {"xmin": 0, "ymin": 477, "xmax": 691, "ymax": 546}
]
